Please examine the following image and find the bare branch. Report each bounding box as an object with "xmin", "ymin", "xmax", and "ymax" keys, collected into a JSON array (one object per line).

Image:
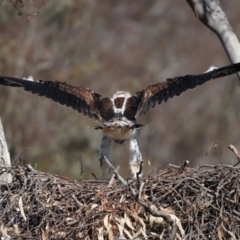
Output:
[
  {"xmin": 108, "ymin": 166, "xmax": 120, "ymax": 187},
  {"xmin": 228, "ymin": 144, "xmax": 240, "ymax": 166},
  {"xmin": 0, "ymin": 118, "xmax": 12, "ymax": 183},
  {"xmin": 103, "ymin": 157, "xmax": 128, "ymax": 186},
  {"xmin": 178, "ymin": 160, "xmax": 190, "ymax": 174},
  {"xmin": 186, "ymin": 0, "xmax": 240, "ymax": 82}
]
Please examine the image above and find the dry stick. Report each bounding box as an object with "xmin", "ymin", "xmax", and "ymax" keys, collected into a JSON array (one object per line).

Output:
[
  {"xmin": 103, "ymin": 156, "xmax": 178, "ymax": 240},
  {"xmin": 178, "ymin": 160, "xmax": 190, "ymax": 174},
  {"xmin": 136, "ymin": 161, "xmax": 143, "ymax": 189},
  {"xmin": 0, "ymin": 118, "xmax": 11, "ymax": 167},
  {"xmin": 136, "ymin": 183, "xmax": 177, "ymax": 239},
  {"xmin": 72, "ymin": 194, "xmax": 83, "ymax": 208},
  {"xmin": 26, "ymin": 164, "xmax": 36, "ymax": 172},
  {"xmin": 221, "ymin": 222, "xmax": 237, "ymax": 240},
  {"xmin": 78, "ymin": 154, "xmax": 84, "ymax": 180},
  {"xmin": 186, "ymin": 0, "xmax": 240, "ymax": 82},
  {"xmin": 228, "ymin": 145, "xmax": 240, "ymax": 166},
  {"xmin": 91, "ymin": 173, "xmax": 98, "ymax": 180},
  {"xmin": 7, "ymin": 149, "xmax": 27, "ymax": 174},
  {"xmin": 57, "ymin": 184, "xmax": 64, "ymax": 197},
  {"xmin": 0, "ymin": 118, "xmax": 12, "ymax": 183},
  {"xmin": 168, "ymin": 164, "xmax": 181, "ymax": 169},
  {"xmin": 108, "ymin": 166, "xmax": 120, "ymax": 187},
  {"xmin": 103, "ymin": 157, "xmax": 128, "ymax": 186}
]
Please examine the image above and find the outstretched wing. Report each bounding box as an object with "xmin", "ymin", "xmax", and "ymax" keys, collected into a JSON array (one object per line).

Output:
[
  {"xmin": 0, "ymin": 76, "xmax": 103, "ymax": 121},
  {"xmin": 135, "ymin": 62, "xmax": 240, "ymax": 118}
]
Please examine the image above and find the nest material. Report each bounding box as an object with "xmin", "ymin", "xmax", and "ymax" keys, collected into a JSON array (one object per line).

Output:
[{"xmin": 1, "ymin": 159, "xmax": 240, "ymax": 239}]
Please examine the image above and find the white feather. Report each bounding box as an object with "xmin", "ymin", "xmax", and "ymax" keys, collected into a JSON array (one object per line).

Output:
[
  {"xmin": 111, "ymin": 91, "xmax": 131, "ymax": 114},
  {"xmin": 205, "ymin": 66, "xmax": 218, "ymax": 73},
  {"xmin": 129, "ymin": 132, "xmax": 143, "ymax": 177},
  {"xmin": 23, "ymin": 75, "xmax": 34, "ymax": 81},
  {"xmin": 112, "ymin": 91, "xmax": 131, "ymax": 99}
]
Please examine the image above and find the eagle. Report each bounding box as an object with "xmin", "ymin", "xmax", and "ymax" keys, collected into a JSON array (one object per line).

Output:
[{"xmin": 0, "ymin": 63, "xmax": 240, "ymax": 178}]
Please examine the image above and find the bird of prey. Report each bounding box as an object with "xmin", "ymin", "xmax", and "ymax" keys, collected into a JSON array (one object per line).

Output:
[{"xmin": 0, "ymin": 62, "xmax": 240, "ymax": 178}]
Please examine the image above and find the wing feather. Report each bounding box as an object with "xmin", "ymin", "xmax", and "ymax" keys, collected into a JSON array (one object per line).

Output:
[
  {"xmin": 136, "ymin": 62, "xmax": 240, "ymax": 118},
  {"xmin": 0, "ymin": 76, "xmax": 103, "ymax": 121}
]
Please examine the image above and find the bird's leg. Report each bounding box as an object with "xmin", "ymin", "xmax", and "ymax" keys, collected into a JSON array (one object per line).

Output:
[
  {"xmin": 99, "ymin": 134, "xmax": 112, "ymax": 179},
  {"xmin": 129, "ymin": 131, "xmax": 143, "ymax": 177}
]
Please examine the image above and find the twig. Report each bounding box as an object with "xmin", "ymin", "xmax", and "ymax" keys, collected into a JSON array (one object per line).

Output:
[
  {"xmin": 0, "ymin": 118, "xmax": 12, "ymax": 183},
  {"xmin": 72, "ymin": 194, "xmax": 83, "ymax": 208},
  {"xmin": 57, "ymin": 184, "xmax": 64, "ymax": 197},
  {"xmin": 136, "ymin": 161, "xmax": 143, "ymax": 189},
  {"xmin": 103, "ymin": 157, "xmax": 128, "ymax": 186},
  {"xmin": 228, "ymin": 145, "xmax": 240, "ymax": 166},
  {"xmin": 7, "ymin": 149, "xmax": 27, "ymax": 173},
  {"xmin": 221, "ymin": 222, "xmax": 237, "ymax": 240},
  {"xmin": 78, "ymin": 154, "xmax": 84, "ymax": 180},
  {"xmin": 26, "ymin": 164, "xmax": 36, "ymax": 172},
  {"xmin": 186, "ymin": 0, "xmax": 240, "ymax": 82},
  {"xmin": 168, "ymin": 163, "xmax": 181, "ymax": 169},
  {"xmin": 92, "ymin": 173, "xmax": 98, "ymax": 180},
  {"xmin": 178, "ymin": 160, "xmax": 190, "ymax": 174},
  {"xmin": 108, "ymin": 166, "xmax": 120, "ymax": 187}
]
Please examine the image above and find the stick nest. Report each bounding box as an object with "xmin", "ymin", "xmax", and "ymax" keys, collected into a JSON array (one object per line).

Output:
[{"xmin": 1, "ymin": 162, "xmax": 240, "ymax": 239}]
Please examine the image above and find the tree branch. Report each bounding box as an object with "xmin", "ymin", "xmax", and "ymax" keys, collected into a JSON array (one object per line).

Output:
[
  {"xmin": 186, "ymin": 0, "xmax": 240, "ymax": 82},
  {"xmin": 0, "ymin": 118, "xmax": 12, "ymax": 183}
]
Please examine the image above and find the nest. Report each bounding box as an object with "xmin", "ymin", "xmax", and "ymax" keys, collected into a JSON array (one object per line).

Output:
[{"xmin": 1, "ymin": 150, "xmax": 240, "ymax": 239}]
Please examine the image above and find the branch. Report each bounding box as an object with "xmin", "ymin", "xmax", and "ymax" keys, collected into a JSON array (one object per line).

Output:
[
  {"xmin": 186, "ymin": 0, "xmax": 240, "ymax": 82},
  {"xmin": 0, "ymin": 118, "xmax": 12, "ymax": 183},
  {"xmin": 103, "ymin": 157, "xmax": 128, "ymax": 186},
  {"xmin": 228, "ymin": 144, "xmax": 240, "ymax": 166}
]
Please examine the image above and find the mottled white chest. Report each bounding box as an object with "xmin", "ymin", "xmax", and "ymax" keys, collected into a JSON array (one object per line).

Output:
[{"xmin": 102, "ymin": 119, "xmax": 136, "ymax": 143}]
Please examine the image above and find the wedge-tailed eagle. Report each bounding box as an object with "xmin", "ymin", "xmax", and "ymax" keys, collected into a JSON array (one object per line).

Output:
[{"xmin": 0, "ymin": 63, "xmax": 240, "ymax": 177}]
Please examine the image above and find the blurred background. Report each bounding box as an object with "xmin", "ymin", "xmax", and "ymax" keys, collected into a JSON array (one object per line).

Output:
[{"xmin": 0, "ymin": 0, "xmax": 239, "ymax": 179}]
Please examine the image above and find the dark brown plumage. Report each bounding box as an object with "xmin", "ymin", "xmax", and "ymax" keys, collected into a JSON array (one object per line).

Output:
[
  {"xmin": 135, "ymin": 63, "xmax": 240, "ymax": 117},
  {"xmin": 0, "ymin": 62, "xmax": 239, "ymax": 122},
  {"xmin": 0, "ymin": 62, "xmax": 240, "ymax": 178}
]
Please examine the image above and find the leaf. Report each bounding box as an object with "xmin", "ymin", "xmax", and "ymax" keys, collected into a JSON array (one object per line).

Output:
[
  {"xmin": 117, "ymin": 224, "xmax": 134, "ymax": 239},
  {"xmin": 41, "ymin": 229, "xmax": 48, "ymax": 240},
  {"xmin": 0, "ymin": 225, "xmax": 11, "ymax": 240},
  {"xmin": 103, "ymin": 214, "xmax": 109, "ymax": 230},
  {"xmin": 119, "ymin": 194, "xmax": 125, "ymax": 203},
  {"xmin": 149, "ymin": 213, "xmax": 163, "ymax": 227},
  {"xmin": 123, "ymin": 228, "xmax": 133, "ymax": 239},
  {"xmin": 45, "ymin": 222, "xmax": 49, "ymax": 230},
  {"xmin": 108, "ymin": 226, "xmax": 114, "ymax": 240},
  {"xmin": 18, "ymin": 196, "xmax": 27, "ymax": 221},
  {"xmin": 13, "ymin": 224, "xmax": 19, "ymax": 235},
  {"xmin": 98, "ymin": 227, "xmax": 104, "ymax": 240},
  {"xmin": 120, "ymin": 217, "xmax": 125, "ymax": 227},
  {"xmin": 91, "ymin": 203, "xmax": 98, "ymax": 210},
  {"xmin": 117, "ymin": 224, "xmax": 125, "ymax": 239},
  {"xmin": 114, "ymin": 216, "xmax": 121, "ymax": 224},
  {"xmin": 169, "ymin": 214, "xmax": 185, "ymax": 235},
  {"xmin": 130, "ymin": 212, "xmax": 146, "ymax": 232},
  {"xmin": 132, "ymin": 228, "xmax": 143, "ymax": 238},
  {"xmin": 103, "ymin": 214, "xmax": 114, "ymax": 240},
  {"xmin": 124, "ymin": 213, "xmax": 135, "ymax": 230}
]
